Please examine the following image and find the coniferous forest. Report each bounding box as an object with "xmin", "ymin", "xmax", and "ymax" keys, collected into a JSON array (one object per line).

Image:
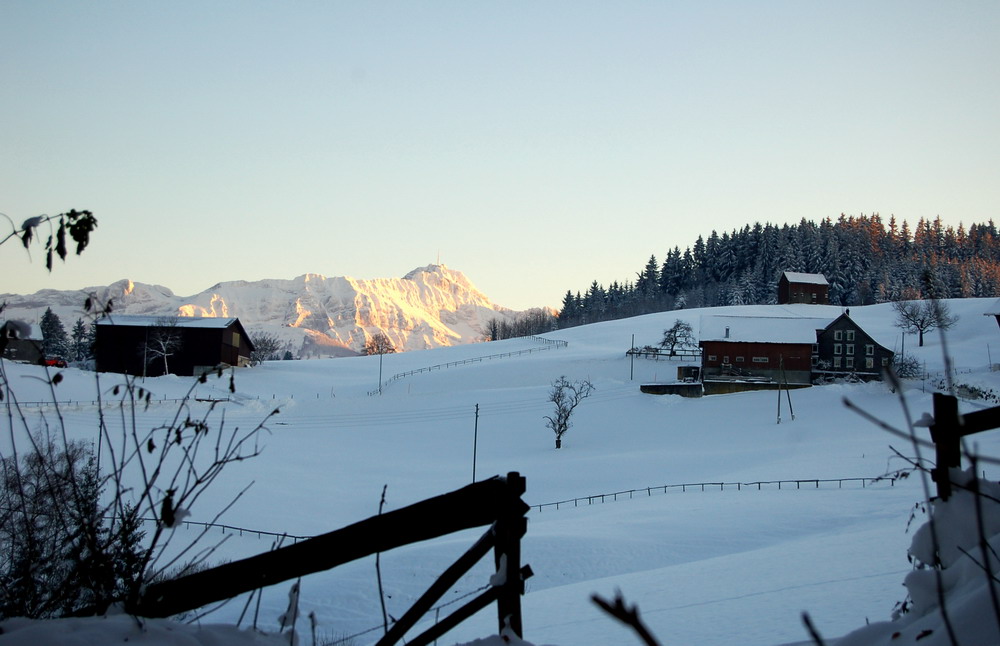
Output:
[{"xmin": 557, "ymin": 214, "xmax": 1000, "ymax": 328}]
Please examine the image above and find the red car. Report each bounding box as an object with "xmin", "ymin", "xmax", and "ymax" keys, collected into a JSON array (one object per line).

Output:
[{"xmin": 44, "ymin": 357, "xmax": 67, "ymax": 368}]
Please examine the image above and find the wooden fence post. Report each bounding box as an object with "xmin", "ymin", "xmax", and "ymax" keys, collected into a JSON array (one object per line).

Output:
[
  {"xmin": 494, "ymin": 472, "xmax": 528, "ymax": 638},
  {"xmin": 930, "ymin": 393, "xmax": 961, "ymax": 500},
  {"xmin": 927, "ymin": 393, "xmax": 1000, "ymax": 501}
]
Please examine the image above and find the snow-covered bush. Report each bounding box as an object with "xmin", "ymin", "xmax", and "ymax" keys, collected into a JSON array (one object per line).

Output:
[{"xmin": 837, "ymin": 468, "xmax": 1000, "ymax": 645}]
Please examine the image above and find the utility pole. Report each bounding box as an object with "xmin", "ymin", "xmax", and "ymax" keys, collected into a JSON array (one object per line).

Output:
[
  {"xmin": 472, "ymin": 404, "xmax": 480, "ymax": 482},
  {"xmin": 630, "ymin": 334, "xmax": 635, "ymax": 381}
]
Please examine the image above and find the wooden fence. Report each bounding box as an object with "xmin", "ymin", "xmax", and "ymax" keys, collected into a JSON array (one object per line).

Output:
[
  {"xmin": 626, "ymin": 347, "xmax": 701, "ymax": 361},
  {"xmin": 127, "ymin": 472, "xmax": 533, "ymax": 645}
]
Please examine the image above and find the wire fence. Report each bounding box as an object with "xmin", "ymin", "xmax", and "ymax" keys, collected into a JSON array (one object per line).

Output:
[
  {"xmin": 134, "ymin": 475, "xmax": 897, "ymax": 541},
  {"xmin": 368, "ymin": 336, "xmax": 568, "ymax": 396},
  {"xmin": 10, "ymin": 396, "xmax": 225, "ymax": 409},
  {"xmin": 531, "ymin": 476, "xmax": 896, "ymax": 512}
]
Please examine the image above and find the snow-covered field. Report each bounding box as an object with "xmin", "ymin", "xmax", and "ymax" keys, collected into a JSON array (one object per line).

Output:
[{"xmin": 4, "ymin": 299, "xmax": 1000, "ymax": 646}]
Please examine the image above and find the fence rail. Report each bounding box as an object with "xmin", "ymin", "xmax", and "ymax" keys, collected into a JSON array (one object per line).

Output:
[
  {"xmin": 370, "ymin": 336, "xmax": 568, "ymax": 395},
  {"xmin": 532, "ymin": 476, "xmax": 895, "ymax": 512}
]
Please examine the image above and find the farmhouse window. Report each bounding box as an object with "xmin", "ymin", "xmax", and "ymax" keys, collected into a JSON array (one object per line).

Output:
[
  {"xmin": 834, "ymin": 330, "xmax": 843, "ymax": 341},
  {"xmin": 811, "ymin": 356, "xmax": 818, "ymax": 366},
  {"xmin": 834, "ymin": 356, "xmax": 842, "ymax": 368},
  {"xmin": 723, "ymin": 356, "xmax": 730, "ymax": 363},
  {"xmin": 752, "ymin": 357, "xmax": 769, "ymax": 363},
  {"xmin": 882, "ymin": 357, "xmax": 889, "ymax": 366},
  {"xmin": 847, "ymin": 344, "xmax": 855, "ymax": 355},
  {"xmin": 231, "ymin": 331, "xmax": 241, "ymax": 347},
  {"xmin": 846, "ymin": 330, "xmax": 855, "ymax": 341},
  {"xmin": 735, "ymin": 356, "xmax": 745, "ymax": 362},
  {"xmin": 708, "ymin": 355, "xmax": 717, "ymax": 361},
  {"xmin": 812, "ymin": 344, "xmax": 819, "ymax": 354},
  {"xmin": 834, "ymin": 343, "xmax": 842, "ymax": 355},
  {"xmin": 866, "ymin": 344, "xmax": 874, "ymax": 355},
  {"xmin": 846, "ymin": 357, "xmax": 855, "ymax": 369},
  {"xmin": 865, "ymin": 357, "xmax": 874, "ymax": 369}
]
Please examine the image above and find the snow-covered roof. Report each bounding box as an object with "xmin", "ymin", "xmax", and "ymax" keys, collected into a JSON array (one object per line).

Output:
[
  {"xmin": 700, "ymin": 314, "xmax": 830, "ymax": 344},
  {"xmin": 95, "ymin": 315, "xmax": 240, "ymax": 329},
  {"xmin": 781, "ymin": 271, "xmax": 828, "ymax": 285},
  {"xmin": 0, "ymin": 321, "xmax": 42, "ymax": 340}
]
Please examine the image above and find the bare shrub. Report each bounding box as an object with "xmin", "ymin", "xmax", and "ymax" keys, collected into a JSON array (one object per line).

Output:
[
  {"xmin": 544, "ymin": 376, "xmax": 595, "ymax": 449},
  {"xmin": 0, "ymin": 353, "xmax": 277, "ymax": 617}
]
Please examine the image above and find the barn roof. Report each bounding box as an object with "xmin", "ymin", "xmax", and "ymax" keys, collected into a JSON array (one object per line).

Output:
[
  {"xmin": 781, "ymin": 271, "xmax": 828, "ymax": 285},
  {"xmin": 95, "ymin": 315, "xmax": 241, "ymax": 329},
  {"xmin": 700, "ymin": 315, "xmax": 829, "ymax": 344}
]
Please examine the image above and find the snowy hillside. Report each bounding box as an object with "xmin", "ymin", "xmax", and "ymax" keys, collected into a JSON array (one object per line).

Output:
[
  {"xmin": 0, "ymin": 264, "xmax": 522, "ymax": 356},
  {"xmin": 3, "ymin": 299, "xmax": 1000, "ymax": 645}
]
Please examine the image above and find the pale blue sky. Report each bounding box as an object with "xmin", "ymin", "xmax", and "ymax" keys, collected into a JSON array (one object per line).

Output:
[{"xmin": 2, "ymin": 2, "xmax": 998, "ymax": 310}]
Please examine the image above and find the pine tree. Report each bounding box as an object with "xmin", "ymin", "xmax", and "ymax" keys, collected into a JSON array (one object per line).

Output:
[
  {"xmin": 557, "ymin": 290, "xmax": 579, "ymax": 328},
  {"xmin": 691, "ymin": 235, "xmax": 707, "ymax": 285},
  {"xmin": 659, "ymin": 248, "xmax": 683, "ymax": 296},
  {"xmin": 635, "ymin": 255, "xmax": 660, "ymax": 309},
  {"xmin": 583, "ymin": 281, "xmax": 607, "ymax": 323},
  {"xmin": 39, "ymin": 308, "xmax": 69, "ymax": 359},
  {"xmin": 70, "ymin": 318, "xmax": 92, "ymax": 362}
]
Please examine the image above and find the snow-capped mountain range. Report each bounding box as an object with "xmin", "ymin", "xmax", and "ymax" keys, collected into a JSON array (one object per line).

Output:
[{"xmin": 0, "ymin": 265, "xmax": 526, "ymax": 357}]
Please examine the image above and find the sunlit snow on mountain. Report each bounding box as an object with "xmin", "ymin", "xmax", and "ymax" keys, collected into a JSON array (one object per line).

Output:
[{"xmin": 0, "ymin": 265, "xmax": 531, "ymax": 357}]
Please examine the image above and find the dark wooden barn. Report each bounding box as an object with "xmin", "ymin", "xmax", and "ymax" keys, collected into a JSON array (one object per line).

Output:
[
  {"xmin": 813, "ymin": 312, "xmax": 893, "ymax": 380},
  {"xmin": 95, "ymin": 315, "xmax": 255, "ymax": 377},
  {"xmin": 777, "ymin": 271, "xmax": 829, "ymax": 305},
  {"xmin": 1, "ymin": 338, "xmax": 44, "ymax": 365},
  {"xmin": 985, "ymin": 300, "xmax": 1000, "ymax": 329},
  {"xmin": 699, "ymin": 315, "xmax": 826, "ymax": 385}
]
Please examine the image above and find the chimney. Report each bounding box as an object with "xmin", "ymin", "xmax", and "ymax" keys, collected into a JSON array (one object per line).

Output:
[{"xmin": 725, "ymin": 326, "xmax": 730, "ymax": 339}]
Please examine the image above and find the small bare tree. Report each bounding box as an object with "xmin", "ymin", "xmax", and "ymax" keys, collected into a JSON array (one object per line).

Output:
[
  {"xmin": 659, "ymin": 319, "xmax": 697, "ymax": 356},
  {"xmin": 249, "ymin": 331, "xmax": 283, "ymax": 366},
  {"xmin": 892, "ymin": 299, "xmax": 958, "ymax": 347},
  {"xmin": 544, "ymin": 376, "xmax": 595, "ymax": 449},
  {"xmin": 142, "ymin": 317, "xmax": 183, "ymax": 376},
  {"xmin": 364, "ymin": 332, "xmax": 396, "ymax": 356},
  {"xmin": 365, "ymin": 332, "xmax": 397, "ymax": 395}
]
